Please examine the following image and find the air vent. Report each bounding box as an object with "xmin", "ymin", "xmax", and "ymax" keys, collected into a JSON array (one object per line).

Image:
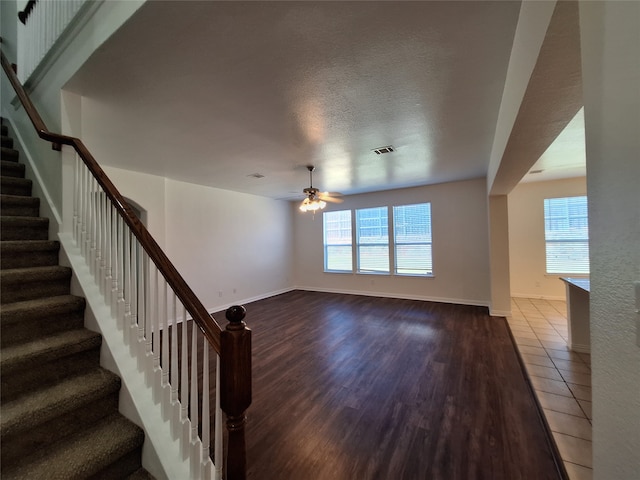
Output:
[
  {"xmin": 372, "ymin": 145, "xmax": 395, "ymax": 155},
  {"xmin": 529, "ymin": 169, "xmax": 544, "ymax": 174},
  {"xmin": 247, "ymin": 173, "xmax": 265, "ymax": 179}
]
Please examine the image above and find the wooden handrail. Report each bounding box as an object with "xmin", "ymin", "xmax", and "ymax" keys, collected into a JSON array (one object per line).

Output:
[{"xmin": 0, "ymin": 48, "xmax": 223, "ymax": 351}]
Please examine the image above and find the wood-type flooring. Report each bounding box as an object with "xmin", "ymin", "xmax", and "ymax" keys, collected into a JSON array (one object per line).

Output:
[{"xmin": 210, "ymin": 290, "xmax": 562, "ymax": 480}]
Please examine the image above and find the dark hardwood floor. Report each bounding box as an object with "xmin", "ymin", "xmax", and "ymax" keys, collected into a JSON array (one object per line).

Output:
[{"xmin": 210, "ymin": 290, "xmax": 561, "ymax": 480}]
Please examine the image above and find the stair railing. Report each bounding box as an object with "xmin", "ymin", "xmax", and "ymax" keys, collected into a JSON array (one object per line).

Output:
[
  {"xmin": 16, "ymin": 0, "xmax": 88, "ymax": 83},
  {"xmin": 1, "ymin": 49, "xmax": 251, "ymax": 480}
]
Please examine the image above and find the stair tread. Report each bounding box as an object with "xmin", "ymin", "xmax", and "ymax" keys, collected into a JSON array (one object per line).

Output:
[
  {"xmin": 127, "ymin": 468, "xmax": 156, "ymax": 480},
  {"xmin": 1, "ymin": 264, "xmax": 71, "ymax": 280},
  {"xmin": 0, "ymin": 214, "xmax": 47, "ymax": 223},
  {"xmin": 1, "ymin": 412, "xmax": 144, "ymax": 480},
  {"xmin": 1, "ymin": 175, "xmax": 31, "ymax": 185},
  {"xmin": 0, "ymin": 193, "xmax": 39, "ymax": 204},
  {"xmin": 1, "ymin": 367, "xmax": 120, "ymax": 437},
  {"xmin": 1, "ymin": 327, "xmax": 101, "ymax": 372},
  {"xmin": 0, "ymin": 146, "xmax": 19, "ymax": 162},
  {"xmin": 0, "ymin": 294, "xmax": 84, "ymax": 322},
  {"xmin": 0, "ymin": 239, "xmax": 59, "ymax": 251},
  {"xmin": 0, "ymin": 161, "xmax": 25, "ymax": 178}
]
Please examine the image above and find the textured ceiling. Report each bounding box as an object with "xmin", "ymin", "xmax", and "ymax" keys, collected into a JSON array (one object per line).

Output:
[{"xmin": 65, "ymin": 1, "xmax": 581, "ymax": 201}]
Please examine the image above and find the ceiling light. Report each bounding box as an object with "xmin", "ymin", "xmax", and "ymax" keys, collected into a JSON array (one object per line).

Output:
[{"xmin": 299, "ymin": 196, "xmax": 326, "ymax": 212}]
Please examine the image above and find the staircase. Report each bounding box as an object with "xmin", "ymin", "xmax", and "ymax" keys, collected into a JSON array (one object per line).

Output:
[{"xmin": 0, "ymin": 118, "xmax": 154, "ymax": 479}]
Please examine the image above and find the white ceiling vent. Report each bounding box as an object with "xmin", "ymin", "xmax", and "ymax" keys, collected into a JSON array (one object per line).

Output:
[
  {"xmin": 372, "ymin": 145, "xmax": 395, "ymax": 155},
  {"xmin": 247, "ymin": 173, "xmax": 265, "ymax": 178},
  {"xmin": 529, "ymin": 169, "xmax": 544, "ymax": 174}
]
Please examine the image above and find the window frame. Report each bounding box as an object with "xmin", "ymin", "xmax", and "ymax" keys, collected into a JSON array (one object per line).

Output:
[
  {"xmin": 323, "ymin": 209, "xmax": 354, "ymax": 273},
  {"xmin": 355, "ymin": 206, "xmax": 390, "ymax": 274},
  {"xmin": 393, "ymin": 202, "xmax": 433, "ymax": 277},
  {"xmin": 543, "ymin": 195, "xmax": 590, "ymax": 275}
]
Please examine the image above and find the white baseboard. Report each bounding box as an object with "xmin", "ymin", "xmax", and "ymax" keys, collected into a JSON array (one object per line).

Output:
[
  {"xmin": 490, "ymin": 309, "xmax": 512, "ymax": 317},
  {"xmin": 570, "ymin": 343, "xmax": 591, "ymax": 354},
  {"xmin": 203, "ymin": 287, "xmax": 296, "ymax": 321},
  {"xmin": 293, "ymin": 285, "xmax": 490, "ymax": 309},
  {"xmin": 511, "ymin": 293, "xmax": 566, "ymax": 301}
]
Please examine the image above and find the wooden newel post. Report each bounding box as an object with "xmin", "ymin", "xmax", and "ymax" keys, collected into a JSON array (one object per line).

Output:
[{"xmin": 221, "ymin": 305, "xmax": 251, "ymax": 480}]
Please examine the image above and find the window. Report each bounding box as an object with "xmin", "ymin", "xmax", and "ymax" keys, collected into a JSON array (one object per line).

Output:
[
  {"xmin": 323, "ymin": 202, "xmax": 434, "ymax": 277},
  {"xmin": 393, "ymin": 203, "xmax": 432, "ymax": 275},
  {"xmin": 356, "ymin": 207, "xmax": 389, "ymax": 273},
  {"xmin": 544, "ymin": 196, "xmax": 589, "ymax": 274},
  {"xmin": 323, "ymin": 210, "xmax": 352, "ymax": 272}
]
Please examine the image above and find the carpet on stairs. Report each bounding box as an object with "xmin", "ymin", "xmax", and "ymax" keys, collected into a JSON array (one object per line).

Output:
[{"xmin": 0, "ymin": 117, "xmax": 155, "ymax": 479}]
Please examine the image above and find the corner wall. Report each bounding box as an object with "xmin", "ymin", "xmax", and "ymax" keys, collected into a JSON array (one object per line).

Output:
[
  {"xmin": 293, "ymin": 178, "xmax": 491, "ymax": 307},
  {"xmin": 508, "ymin": 177, "xmax": 587, "ymax": 299},
  {"xmin": 579, "ymin": 2, "xmax": 640, "ymax": 477},
  {"xmin": 164, "ymin": 179, "xmax": 293, "ymax": 315}
]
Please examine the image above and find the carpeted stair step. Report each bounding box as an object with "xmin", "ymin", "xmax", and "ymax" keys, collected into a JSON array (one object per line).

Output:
[
  {"xmin": 1, "ymin": 265, "xmax": 71, "ymax": 304},
  {"xmin": 1, "ymin": 175, "xmax": 32, "ymax": 196},
  {"xmin": 0, "ymin": 412, "xmax": 146, "ymax": 480},
  {"xmin": 128, "ymin": 468, "xmax": 157, "ymax": 479},
  {"xmin": 1, "ymin": 367, "xmax": 121, "ymax": 468},
  {"xmin": 1, "ymin": 123, "xmax": 8, "ymax": 136},
  {"xmin": 0, "ymin": 294, "xmax": 85, "ymax": 347},
  {"xmin": 0, "ymin": 240, "xmax": 59, "ymax": 269},
  {"xmin": 1, "ymin": 327, "xmax": 102, "ymax": 401},
  {"xmin": 2, "ymin": 135, "xmax": 13, "ymax": 148},
  {"xmin": 0, "ymin": 160, "xmax": 25, "ymax": 178},
  {"xmin": 1, "ymin": 146, "xmax": 19, "ymax": 162},
  {"xmin": 0, "ymin": 194, "xmax": 40, "ymax": 217},
  {"xmin": 0, "ymin": 215, "xmax": 48, "ymax": 240}
]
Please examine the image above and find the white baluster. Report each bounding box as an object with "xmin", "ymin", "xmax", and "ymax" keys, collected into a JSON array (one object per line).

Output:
[
  {"xmin": 89, "ymin": 178, "xmax": 97, "ymax": 274},
  {"xmin": 150, "ymin": 264, "xmax": 158, "ymax": 360},
  {"xmin": 126, "ymin": 230, "xmax": 136, "ymax": 352},
  {"xmin": 72, "ymin": 153, "xmax": 79, "ymax": 244},
  {"xmin": 170, "ymin": 293, "xmax": 180, "ymax": 437},
  {"xmin": 201, "ymin": 338, "xmax": 211, "ymax": 479},
  {"xmin": 115, "ymin": 213, "xmax": 125, "ymax": 322},
  {"xmin": 181, "ymin": 306, "xmax": 190, "ymax": 459},
  {"xmin": 190, "ymin": 326, "xmax": 201, "ymax": 479},
  {"xmin": 214, "ymin": 354, "xmax": 223, "ymax": 480},
  {"xmin": 104, "ymin": 195, "xmax": 112, "ymax": 304},
  {"xmin": 161, "ymin": 281, "xmax": 171, "ymax": 416},
  {"xmin": 119, "ymin": 220, "xmax": 130, "ymax": 344},
  {"xmin": 111, "ymin": 205, "xmax": 120, "ymax": 319},
  {"xmin": 81, "ymin": 165, "xmax": 89, "ymax": 258},
  {"xmin": 138, "ymin": 247, "xmax": 148, "ymax": 363}
]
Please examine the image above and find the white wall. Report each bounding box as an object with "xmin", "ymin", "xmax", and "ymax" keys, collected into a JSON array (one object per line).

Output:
[
  {"xmin": 102, "ymin": 166, "xmax": 167, "ymax": 249},
  {"xmin": 580, "ymin": 2, "xmax": 640, "ymax": 478},
  {"xmin": 0, "ymin": 0, "xmax": 144, "ymax": 217},
  {"xmin": 293, "ymin": 178, "xmax": 491, "ymax": 307},
  {"xmin": 508, "ymin": 177, "xmax": 587, "ymax": 299},
  {"xmin": 164, "ymin": 179, "xmax": 293, "ymax": 315}
]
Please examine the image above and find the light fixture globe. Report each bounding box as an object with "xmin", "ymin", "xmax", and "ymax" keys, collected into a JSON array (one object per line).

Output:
[{"xmin": 299, "ymin": 196, "xmax": 326, "ymax": 212}]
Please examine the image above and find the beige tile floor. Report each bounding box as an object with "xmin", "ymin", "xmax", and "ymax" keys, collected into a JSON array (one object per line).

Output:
[{"xmin": 509, "ymin": 297, "xmax": 592, "ymax": 480}]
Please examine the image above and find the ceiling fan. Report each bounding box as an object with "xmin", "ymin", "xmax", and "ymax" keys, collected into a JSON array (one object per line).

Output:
[{"xmin": 299, "ymin": 165, "xmax": 343, "ymax": 212}]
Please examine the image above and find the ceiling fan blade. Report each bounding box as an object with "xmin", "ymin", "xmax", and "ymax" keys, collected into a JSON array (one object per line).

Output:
[{"xmin": 318, "ymin": 193, "xmax": 344, "ymax": 203}]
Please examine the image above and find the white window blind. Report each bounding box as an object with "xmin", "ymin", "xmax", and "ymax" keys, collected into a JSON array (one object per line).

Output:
[
  {"xmin": 356, "ymin": 207, "xmax": 389, "ymax": 273},
  {"xmin": 393, "ymin": 203, "xmax": 433, "ymax": 276},
  {"xmin": 323, "ymin": 210, "xmax": 353, "ymax": 272},
  {"xmin": 544, "ymin": 196, "xmax": 589, "ymax": 274}
]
